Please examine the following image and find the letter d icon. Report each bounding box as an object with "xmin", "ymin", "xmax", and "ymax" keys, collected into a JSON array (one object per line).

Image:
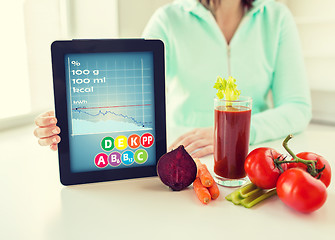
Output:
[{"xmin": 101, "ymin": 136, "xmax": 114, "ymax": 151}]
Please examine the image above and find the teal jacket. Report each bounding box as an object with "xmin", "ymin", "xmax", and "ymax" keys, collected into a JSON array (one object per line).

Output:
[{"xmin": 142, "ymin": 0, "xmax": 312, "ymax": 144}]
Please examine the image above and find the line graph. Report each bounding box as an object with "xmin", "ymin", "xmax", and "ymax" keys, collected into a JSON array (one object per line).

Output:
[
  {"xmin": 72, "ymin": 104, "xmax": 151, "ymax": 110},
  {"xmin": 72, "ymin": 104, "xmax": 153, "ymax": 128},
  {"xmin": 65, "ymin": 51, "xmax": 155, "ymax": 135}
]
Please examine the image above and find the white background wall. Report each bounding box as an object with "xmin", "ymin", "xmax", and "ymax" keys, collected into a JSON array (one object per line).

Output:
[
  {"xmin": 284, "ymin": 0, "xmax": 335, "ymax": 124},
  {"xmin": 0, "ymin": 0, "xmax": 31, "ymax": 119}
]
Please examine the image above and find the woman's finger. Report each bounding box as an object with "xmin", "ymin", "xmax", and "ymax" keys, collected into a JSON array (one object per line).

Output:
[
  {"xmin": 191, "ymin": 145, "xmax": 214, "ymax": 158},
  {"xmin": 177, "ymin": 134, "xmax": 201, "ymax": 148},
  {"xmin": 50, "ymin": 143, "xmax": 58, "ymax": 151},
  {"xmin": 35, "ymin": 115, "xmax": 57, "ymax": 127},
  {"xmin": 36, "ymin": 110, "xmax": 55, "ymax": 118},
  {"xmin": 169, "ymin": 129, "xmax": 195, "ymax": 149},
  {"xmin": 184, "ymin": 139, "xmax": 210, "ymax": 154},
  {"xmin": 168, "ymin": 129, "xmax": 200, "ymax": 151},
  {"xmin": 34, "ymin": 126, "xmax": 60, "ymax": 138},
  {"xmin": 168, "ymin": 135, "xmax": 187, "ymax": 151},
  {"xmin": 38, "ymin": 135, "xmax": 61, "ymax": 147}
]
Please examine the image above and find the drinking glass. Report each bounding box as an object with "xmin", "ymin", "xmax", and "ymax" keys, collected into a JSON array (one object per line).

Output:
[{"xmin": 214, "ymin": 96, "xmax": 252, "ymax": 187}]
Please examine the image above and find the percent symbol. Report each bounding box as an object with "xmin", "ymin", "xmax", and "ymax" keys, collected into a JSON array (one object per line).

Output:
[{"xmin": 71, "ymin": 61, "xmax": 80, "ymax": 66}]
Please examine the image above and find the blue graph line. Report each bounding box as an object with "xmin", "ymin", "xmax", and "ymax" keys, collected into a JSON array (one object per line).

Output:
[{"xmin": 73, "ymin": 109, "xmax": 152, "ymax": 127}]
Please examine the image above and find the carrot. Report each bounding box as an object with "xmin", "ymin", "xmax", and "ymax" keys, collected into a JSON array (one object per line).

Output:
[
  {"xmin": 208, "ymin": 183, "xmax": 220, "ymax": 200},
  {"xmin": 194, "ymin": 158, "xmax": 214, "ymax": 187},
  {"xmin": 193, "ymin": 177, "xmax": 211, "ymax": 204}
]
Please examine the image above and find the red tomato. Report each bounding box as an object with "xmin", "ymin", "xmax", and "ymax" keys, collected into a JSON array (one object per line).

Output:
[
  {"xmin": 288, "ymin": 152, "xmax": 331, "ymax": 188},
  {"xmin": 277, "ymin": 168, "xmax": 327, "ymax": 213},
  {"xmin": 244, "ymin": 148, "xmax": 287, "ymax": 189}
]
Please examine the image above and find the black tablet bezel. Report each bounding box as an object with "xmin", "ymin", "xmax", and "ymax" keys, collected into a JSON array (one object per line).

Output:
[{"xmin": 51, "ymin": 39, "xmax": 166, "ymax": 185}]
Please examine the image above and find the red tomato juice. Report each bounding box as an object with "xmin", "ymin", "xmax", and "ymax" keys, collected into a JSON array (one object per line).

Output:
[{"xmin": 214, "ymin": 106, "xmax": 251, "ymax": 179}]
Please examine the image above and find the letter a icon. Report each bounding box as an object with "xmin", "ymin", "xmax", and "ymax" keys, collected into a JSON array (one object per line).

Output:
[{"xmin": 97, "ymin": 156, "xmax": 106, "ymax": 165}]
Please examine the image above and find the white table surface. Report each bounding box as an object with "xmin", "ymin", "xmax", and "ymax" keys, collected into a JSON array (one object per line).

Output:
[{"xmin": 1, "ymin": 123, "xmax": 335, "ymax": 240}]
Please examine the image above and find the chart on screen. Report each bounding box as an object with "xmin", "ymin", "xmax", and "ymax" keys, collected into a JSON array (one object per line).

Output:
[{"xmin": 65, "ymin": 52, "xmax": 155, "ymax": 136}]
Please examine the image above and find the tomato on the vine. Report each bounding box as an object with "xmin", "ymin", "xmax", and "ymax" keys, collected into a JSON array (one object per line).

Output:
[
  {"xmin": 288, "ymin": 152, "xmax": 331, "ymax": 188},
  {"xmin": 276, "ymin": 168, "xmax": 327, "ymax": 213},
  {"xmin": 244, "ymin": 147, "xmax": 287, "ymax": 189}
]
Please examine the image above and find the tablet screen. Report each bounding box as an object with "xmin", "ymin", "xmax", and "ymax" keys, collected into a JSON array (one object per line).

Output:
[{"xmin": 64, "ymin": 51, "xmax": 156, "ymax": 173}]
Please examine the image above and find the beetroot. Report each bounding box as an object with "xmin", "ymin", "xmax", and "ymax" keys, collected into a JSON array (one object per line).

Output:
[{"xmin": 157, "ymin": 145, "xmax": 197, "ymax": 191}]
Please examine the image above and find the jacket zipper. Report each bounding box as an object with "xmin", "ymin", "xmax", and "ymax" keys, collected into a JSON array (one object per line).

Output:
[
  {"xmin": 225, "ymin": 8, "xmax": 250, "ymax": 77},
  {"xmin": 227, "ymin": 45, "xmax": 231, "ymax": 76}
]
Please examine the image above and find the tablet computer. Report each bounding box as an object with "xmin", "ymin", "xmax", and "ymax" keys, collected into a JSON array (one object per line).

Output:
[{"xmin": 51, "ymin": 39, "xmax": 166, "ymax": 185}]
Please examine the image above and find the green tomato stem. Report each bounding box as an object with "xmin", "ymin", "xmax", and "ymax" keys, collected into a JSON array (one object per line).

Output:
[{"xmin": 280, "ymin": 134, "xmax": 318, "ymax": 177}]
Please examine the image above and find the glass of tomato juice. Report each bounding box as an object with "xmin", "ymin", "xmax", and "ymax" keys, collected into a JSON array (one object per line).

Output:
[{"xmin": 214, "ymin": 96, "xmax": 252, "ymax": 187}]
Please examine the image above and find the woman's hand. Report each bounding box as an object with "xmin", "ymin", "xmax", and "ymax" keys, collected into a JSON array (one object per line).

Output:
[
  {"xmin": 168, "ymin": 127, "xmax": 214, "ymax": 158},
  {"xmin": 33, "ymin": 110, "xmax": 61, "ymax": 151}
]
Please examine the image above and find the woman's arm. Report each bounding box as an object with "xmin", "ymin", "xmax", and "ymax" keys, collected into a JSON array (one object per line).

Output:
[{"xmin": 250, "ymin": 8, "xmax": 312, "ymax": 145}]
